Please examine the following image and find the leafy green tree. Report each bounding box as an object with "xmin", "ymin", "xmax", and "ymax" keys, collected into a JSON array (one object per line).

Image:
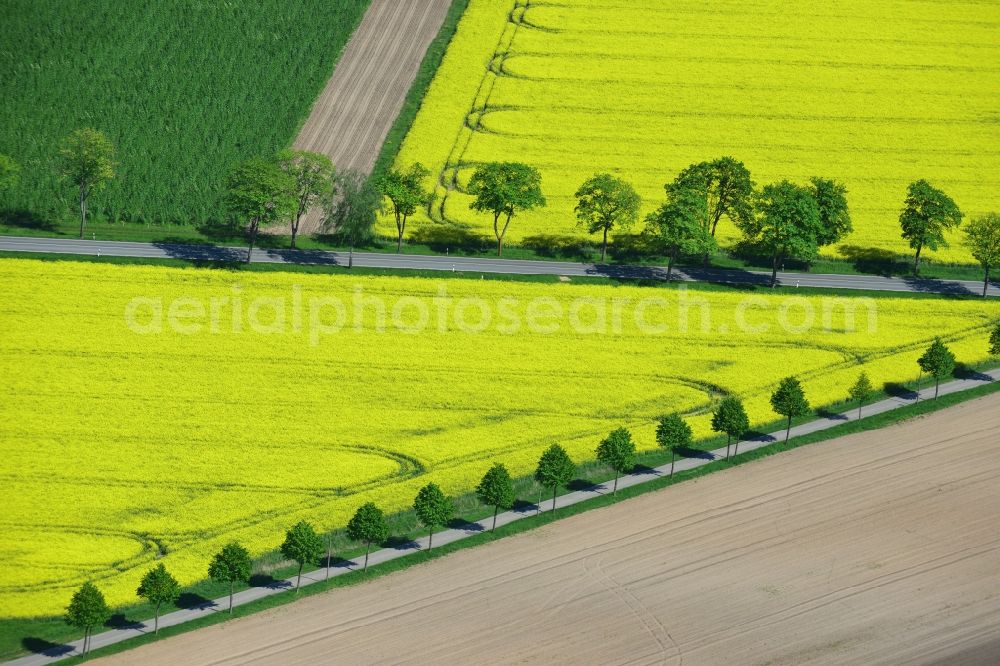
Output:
[
  {"xmin": 346, "ymin": 502, "xmax": 389, "ymax": 571},
  {"xmin": 809, "ymin": 177, "xmax": 852, "ymax": 246},
  {"xmin": 0, "ymin": 153, "xmax": 20, "ymax": 192},
  {"xmin": 991, "ymin": 323, "xmax": 1000, "ymax": 358},
  {"xmin": 646, "ymin": 178, "xmax": 716, "ymax": 279},
  {"xmin": 468, "ymin": 162, "xmax": 546, "ymax": 256},
  {"xmin": 899, "ymin": 180, "xmax": 963, "ymax": 275},
  {"xmin": 225, "ymin": 157, "xmax": 297, "ymax": 263},
  {"xmin": 136, "ymin": 563, "xmax": 179, "ymax": 634},
  {"xmin": 740, "ymin": 180, "xmax": 822, "ymax": 287},
  {"xmin": 596, "ymin": 427, "xmax": 636, "ymax": 494},
  {"xmin": 208, "ymin": 542, "xmax": 252, "ymax": 614},
  {"xmin": 378, "ymin": 163, "xmax": 430, "ymax": 253},
  {"xmin": 413, "ymin": 482, "xmax": 454, "ymax": 552},
  {"xmin": 277, "ymin": 149, "xmax": 334, "ymax": 249},
  {"xmin": 674, "ymin": 157, "xmax": 754, "ymax": 237},
  {"xmin": 534, "ymin": 443, "xmax": 575, "ymax": 511},
  {"xmin": 65, "ymin": 581, "xmax": 111, "ymax": 655},
  {"xmin": 770, "ymin": 377, "xmax": 810, "ymax": 442},
  {"xmin": 324, "ymin": 169, "xmax": 380, "ymax": 267},
  {"xmin": 918, "ymin": 338, "xmax": 956, "ymax": 398},
  {"xmin": 58, "ymin": 128, "xmax": 115, "ymax": 239},
  {"xmin": 476, "ymin": 463, "xmax": 516, "ymax": 532},
  {"xmin": 848, "ymin": 371, "xmax": 875, "ymax": 420},
  {"xmin": 656, "ymin": 413, "xmax": 693, "ymax": 477},
  {"xmin": 964, "ymin": 212, "xmax": 1000, "ymax": 297},
  {"xmin": 711, "ymin": 396, "xmax": 750, "ymax": 459},
  {"xmin": 574, "ymin": 173, "xmax": 641, "ymax": 262},
  {"xmin": 281, "ymin": 521, "xmax": 324, "ymax": 590}
]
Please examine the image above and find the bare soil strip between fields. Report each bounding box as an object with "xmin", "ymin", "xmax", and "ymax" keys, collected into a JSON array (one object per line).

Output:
[
  {"xmin": 7, "ymin": 367, "xmax": 999, "ymax": 666},
  {"xmin": 291, "ymin": 0, "xmax": 452, "ymax": 236}
]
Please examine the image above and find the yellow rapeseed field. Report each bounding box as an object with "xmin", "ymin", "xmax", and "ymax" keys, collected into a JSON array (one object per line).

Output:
[
  {"xmin": 0, "ymin": 257, "xmax": 997, "ymax": 617},
  {"xmin": 395, "ymin": 0, "xmax": 1000, "ymax": 263}
]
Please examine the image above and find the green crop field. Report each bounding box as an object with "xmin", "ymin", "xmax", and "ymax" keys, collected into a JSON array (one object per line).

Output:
[
  {"xmin": 0, "ymin": 0, "xmax": 368, "ymax": 225},
  {"xmin": 397, "ymin": 0, "xmax": 1000, "ymax": 264}
]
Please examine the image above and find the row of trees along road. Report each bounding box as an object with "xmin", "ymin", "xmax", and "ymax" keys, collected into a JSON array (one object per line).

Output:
[
  {"xmin": 3, "ymin": 136, "xmax": 998, "ymax": 292},
  {"xmin": 456, "ymin": 157, "xmax": 999, "ymax": 295},
  {"xmin": 61, "ymin": 330, "xmax": 996, "ymax": 653}
]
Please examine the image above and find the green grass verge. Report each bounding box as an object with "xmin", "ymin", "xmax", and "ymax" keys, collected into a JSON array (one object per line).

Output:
[{"xmin": 5, "ymin": 376, "xmax": 998, "ymax": 662}]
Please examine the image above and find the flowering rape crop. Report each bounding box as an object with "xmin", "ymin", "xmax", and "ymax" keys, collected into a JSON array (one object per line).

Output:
[
  {"xmin": 0, "ymin": 257, "xmax": 997, "ymax": 617},
  {"xmin": 395, "ymin": 0, "xmax": 1000, "ymax": 263}
]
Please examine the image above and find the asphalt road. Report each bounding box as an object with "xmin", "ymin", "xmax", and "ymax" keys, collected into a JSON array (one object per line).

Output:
[
  {"xmin": 1, "ymin": 235, "xmax": 996, "ymax": 297},
  {"xmin": 7, "ymin": 367, "xmax": 998, "ymax": 666}
]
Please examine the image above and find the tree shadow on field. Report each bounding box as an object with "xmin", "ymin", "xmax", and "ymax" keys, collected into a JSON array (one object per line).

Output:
[
  {"xmin": 247, "ymin": 574, "xmax": 291, "ymax": 591},
  {"xmin": 838, "ymin": 245, "xmax": 910, "ymax": 277},
  {"xmin": 884, "ymin": 382, "xmax": 919, "ymax": 401},
  {"xmin": 521, "ymin": 233, "xmax": 596, "ymax": 261},
  {"xmin": 105, "ymin": 613, "xmax": 144, "ymax": 630},
  {"xmin": 409, "ymin": 225, "xmax": 493, "ymax": 254},
  {"xmin": 0, "ymin": 208, "xmax": 61, "ymax": 234},
  {"xmin": 176, "ymin": 592, "xmax": 218, "ymax": 610}
]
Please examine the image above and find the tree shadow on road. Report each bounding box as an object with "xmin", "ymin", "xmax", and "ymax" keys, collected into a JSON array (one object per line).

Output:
[{"xmin": 21, "ymin": 637, "xmax": 74, "ymax": 657}]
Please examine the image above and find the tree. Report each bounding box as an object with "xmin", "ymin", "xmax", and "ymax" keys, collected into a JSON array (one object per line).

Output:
[
  {"xmin": 208, "ymin": 542, "xmax": 252, "ymax": 614},
  {"xmin": 65, "ymin": 581, "xmax": 111, "ymax": 655},
  {"xmin": 991, "ymin": 322, "xmax": 1000, "ymax": 358},
  {"xmin": 656, "ymin": 413, "xmax": 693, "ymax": 477},
  {"xmin": 646, "ymin": 177, "xmax": 716, "ymax": 280},
  {"xmin": 534, "ymin": 443, "xmax": 575, "ymax": 511},
  {"xmin": 574, "ymin": 173, "xmax": 641, "ymax": 262},
  {"xmin": 595, "ymin": 427, "xmax": 636, "ymax": 494},
  {"xmin": 848, "ymin": 371, "xmax": 875, "ymax": 420},
  {"xmin": 346, "ymin": 502, "xmax": 389, "ymax": 572},
  {"xmin": 899, "ymin": 180, "xmax": 963, "ymax": 275},
  {"xmin": 277, "ymin": 149, "xmax": 334, "ymax": 249},
  {"xmin": 136, "ymin": 563, "xmax": 179, "ymax": 634},
  {"xmin": 964, "ymin": 212, "xmax": 1000, "ymax": 297},
  {"xmin": 324, "ymin": 169, "xmax": 380, "ymax": 267},
  {"xmin": 770, "ymin": 377, "xmax": 810, "ymax": 443},
  {"xmin": 711, "ymin": 396, "xmax": 750, "ymax": 459},
  {"xmin": 225, "ymin": 157, "xmax": 297, "ymax": 263},
  {"xmin": 740, "ymin": 180, "xmax": 822, "ymax": 287},
  {"xmin": 468, "ymin": 162, "xmax": 546, "ymax": 256},
  {"xmin": 281, "ymin": 521, "xmax": 324, "ymax": 590},
  {"xmin": 809, "ymin": 177, "xmax": 852, "ymax": 246},
  {"xmin": 674, "ymin": 157, "xmax": 754, "ymax": 237},
  {"xmin": 0, "ymin": 153, "xmax": 20, "ymax": 192},
  {"xmin": 58, "ymin": 128, "xmax": 115, "ymax": 239},
  {"xmin": 378, "ymin": 163, "xmax": 430, "ymax": 253},
  {"xmin": 476, "ymin": 463, "xmax": 515, "ymax": 532},
  {"xmin": 413, "ymin": 482, "xmax": 454, "ymax": 552},
  {"xmin": 918, "ymin": 338, "xmax": 956, "ymax": 398}
]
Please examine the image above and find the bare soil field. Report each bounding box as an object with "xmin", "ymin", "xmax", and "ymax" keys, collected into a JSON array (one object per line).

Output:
[
  {"xmin": 97, "ymin": 394, "xmax": 1000, "ymax": 665},
  {"xmin": 291, "ymin": 0, "xmax": 451, "ymax": 235}
]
